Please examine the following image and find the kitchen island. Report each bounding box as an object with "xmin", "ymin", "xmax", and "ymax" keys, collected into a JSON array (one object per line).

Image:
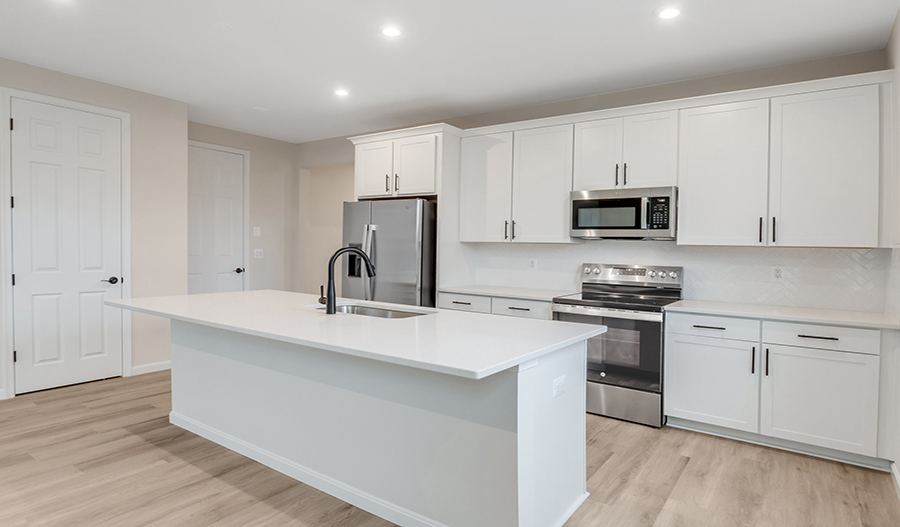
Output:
[{"xmin": 107, "ymin": 290, "xmax": 605, "ymax": 527}]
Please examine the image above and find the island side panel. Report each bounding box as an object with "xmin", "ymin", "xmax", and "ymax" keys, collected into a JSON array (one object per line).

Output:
[
  {"xmin": 168, "ymin": 320, "xmax": 519, "ymax": 527},
  {"xmin": 516, "ymin": 341, "xmax": 588, "ymax": 527}
]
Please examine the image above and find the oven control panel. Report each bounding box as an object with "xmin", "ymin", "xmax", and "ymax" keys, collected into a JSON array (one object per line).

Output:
[{"xmin": 581, "ymin": 263, "xmax": 683, "ymax": 287}]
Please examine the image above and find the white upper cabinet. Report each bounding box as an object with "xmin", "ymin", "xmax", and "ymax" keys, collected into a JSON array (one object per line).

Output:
[
  {"xmin": 769, "ymin": 85, "xmax": 880, "ymax": 248},
  {"xmin": 355, "ymin": 133, "xmax": 438, "ymax": 198},
  {"xmin": 394, "ymin": 134, "xmax": 437, "ymax": 196},
  {"xmin": 512, "ymin": 125, "xmax": 574, "ymax": 243},
  {"xmin": 573, "ymin": 118, "xmax": 622, "ymax": 191},
  {"xmin": 678, "ymin": 100, "xmax": 771, "ymax": 246},
  {"xmin": 622, "ymin": 111, "xmax": 679, "ymax": 188},
  {"xmin": 355, "ymin": 140, "xmax": 394, "ymax": 198},
  {"xmin": 459, "ymin": 133, "xmax": 514, "ymax": 243},
  {"xmin": 573, "ymin": 110, "xmax": 677, "ymax": 190}
]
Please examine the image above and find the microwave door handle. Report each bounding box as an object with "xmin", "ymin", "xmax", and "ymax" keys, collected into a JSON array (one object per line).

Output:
[{"xmin": 641, "ymin": 197, "xmax": 649, "ymax": 230}]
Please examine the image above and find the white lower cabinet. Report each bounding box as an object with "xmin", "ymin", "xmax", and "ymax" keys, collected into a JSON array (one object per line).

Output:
[
  {"xmin": 665, "ymin": 312, "xmax": 881, "ymax": 458},
  {"xmin": 759, "ymin": 344, "xmax": 880, "ymax": 456},
  {"xmin": 665, "ymin": 333, "xmax": 760, "ymax": 433},
  {"xmin": 439, "ymin": 293, "xmax": 553, "ymax": 320}
]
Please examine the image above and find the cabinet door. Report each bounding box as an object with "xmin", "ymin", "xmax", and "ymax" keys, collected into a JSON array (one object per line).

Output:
[
  {"xmin": 622, "ymin": 110, "xmax": 678, "ymax": 188},
  {"xmin": 769, "ymin": 85, "xmax": 879, "ymax": 247},
  {"xmin": 395, "ymin": 134, "xmax": 437, "ymax": 196},
  {"xmin": 677, "ymin": 100, "xmax": 770, "ymax": 246},
  {"xmin": 573, "ymin": 118, "xmax": 623, "ymax": 191},
  {"xmin": 760, "ymin": 345, "xmax": 879, "ymax": 456},
  {"xmin": 356, "ymin": 141, "xmax": 394, "ymax": 198},
  {"xmin": 512, "ymin": 125, "xmax": 574, "ymax": 243},
  {"xmin": 459, "ymin": 133, "xmax": 513, "ymax": 242},
  {"xmin": 664, "ymin": 333, "xmax": 760, "ymax": 433}
]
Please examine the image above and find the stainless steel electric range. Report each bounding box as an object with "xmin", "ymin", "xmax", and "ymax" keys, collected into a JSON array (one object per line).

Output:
[{"xmin": 552, "ymin": 263, "xmax": 683, "ymax": 428}]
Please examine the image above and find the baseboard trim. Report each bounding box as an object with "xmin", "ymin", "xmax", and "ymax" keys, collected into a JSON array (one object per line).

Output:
[
  {"xmin": 170, "ymin": 412, "xmax": 450, "ymax": 527},
  {"xmin": 131, "ymin": 360, "xmax": 171, "ymax": 376},
  {"xmin": 667, "ymin": 417, "xmax": 891, "ymax": 472}
]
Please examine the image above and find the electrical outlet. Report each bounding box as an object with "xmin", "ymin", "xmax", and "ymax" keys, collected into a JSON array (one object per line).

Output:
[
  {"xmin": 552, "ymin": 375, "xmax": 567, "ymax": 398},
  {"xmin": 771, "ymin": 267, "xmax": 784, "ymax": 281},
  {"xmin": 253, "ymin": 227, "xmax": 261, "ymax": 237},
  {"xmin": 254, "ymin": 249, "xmax": 264, "ymax": 259},
  {"xmin": 529, "ymin": 259, "xmax": 537, "ymax": 270}
]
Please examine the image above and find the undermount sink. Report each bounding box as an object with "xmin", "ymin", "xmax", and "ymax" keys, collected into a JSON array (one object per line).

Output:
[{"xmin": 326, "ymin": 304, "xmax": 429, "ymax": 319}]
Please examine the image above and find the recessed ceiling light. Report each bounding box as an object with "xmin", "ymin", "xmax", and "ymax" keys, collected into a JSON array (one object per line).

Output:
[
  {"xmin": 380, "ymin": 25, "xmax": 402, "ymax": 37},
  {"xmin": 655, "ymin": 6, "xmax": 682, "ymax": 19},
  {"xmin": 208, "ymin": 21, "xmax": 233, "ymax": 31},
  {"xmin": 335, "ymin": 89, "xmax": 349, "ymax": 97}
]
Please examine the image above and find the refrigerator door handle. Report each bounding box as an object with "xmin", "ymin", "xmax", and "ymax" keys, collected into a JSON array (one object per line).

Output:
[{"xmin": 362, "ymin": 224, "xmax": 376, "ymax": 301}]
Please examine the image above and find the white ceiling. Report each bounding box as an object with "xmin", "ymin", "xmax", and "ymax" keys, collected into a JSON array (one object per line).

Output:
[{"xmin": 0, "ymin": 0, "xmax": 896, "ymax": 143}]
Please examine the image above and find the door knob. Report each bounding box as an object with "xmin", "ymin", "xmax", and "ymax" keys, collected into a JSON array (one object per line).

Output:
[
  {"xmin": 101, "ymin": 277, "xmax": 119, "ymax": 284},
  {"xmin": 234, "ymin": 268, "xmax": 245, "ymax": 274}
]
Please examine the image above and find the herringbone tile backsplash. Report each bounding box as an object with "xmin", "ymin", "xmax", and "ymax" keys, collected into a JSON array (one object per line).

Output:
[{"xmin": 468, "ymin": 241, "xmax": 890, "ymax": 313}]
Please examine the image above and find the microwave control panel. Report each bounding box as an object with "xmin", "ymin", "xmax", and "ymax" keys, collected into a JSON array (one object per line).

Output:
[{"xmin": 649, "ymin": 197, "xmax": 670, "ymax": 229}]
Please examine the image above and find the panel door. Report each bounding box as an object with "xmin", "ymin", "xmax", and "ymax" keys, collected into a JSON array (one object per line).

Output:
[
  {"xmin": 11, "ymin": 98, "xmax": 123, "ymax": 394},
  {"xmin": 622, "ymin": 110, "xmax": 678, "ymax": 188},
  {"xmin": 677, "ymin": 100, "xmax": 770, "ymax": 246},
  {"xmin": 355, "ymin": 140, "xmax": 394, "ymax": 198},
  {"xmin": 187, "ymin": 145, "xmax": 246, "ymax": 295},
  {"xmin": 395, "ymin": 134, "xmax": 437, "ymax": 196},
  {"xmin": 573, "ymin": 118, "xmax": 623, "ymax": 191},
  {"xmin": 459, "ymin": 133, "xmax": 513, "ymax": 242},
  {"xmin": 664, "ymin": 334, "xmax": 760, "ymax": 433},
  {"xmin": 760, "ymin": 345, "xmax": 879, "ymax": 456},
  {"xmin": 769, "ymin": 85, "xmax": 879, "ymax": 248},
  {"xmin": 511, "ymin": 125, "xmax": 574, "ymax": 243}
]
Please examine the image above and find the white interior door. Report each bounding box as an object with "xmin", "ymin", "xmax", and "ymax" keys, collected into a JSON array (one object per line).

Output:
[
  {"xmin": 188, "ymin": 144, "xmax": 246, "ymax": 295},
  {"xmin": 11, "ymin": 98, "xmax": 123, "ymax": 394}
]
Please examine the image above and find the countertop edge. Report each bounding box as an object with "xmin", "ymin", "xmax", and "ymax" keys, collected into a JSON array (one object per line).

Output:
[
  {"xmin": 108, "ymin": 299, "xmax": 606, "ymax": 380},
  {"xmin": 664, "ymin": 303, "xmax": 900, "ymax": 330},
  {"xmin": 439, "ymin": 285, "xmax": 576, "ymax": 302}
]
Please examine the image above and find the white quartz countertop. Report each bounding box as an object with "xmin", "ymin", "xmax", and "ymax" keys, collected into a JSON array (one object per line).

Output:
[
  {"xmin": 665, "ymin": 300, "xmax": 900, "ymax": 330},
  {"xmin": 108, "ymin": 290, "xmax": 605, "ymax": 380},
  {"xmin": 439, "ymin": 285, "xmax": 576, "ymax": 302}
]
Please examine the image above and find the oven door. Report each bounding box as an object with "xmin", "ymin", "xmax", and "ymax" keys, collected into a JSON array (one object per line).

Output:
[{"xmin": 552, "ymin": 305, "xmax": 662, "ymax": 394}]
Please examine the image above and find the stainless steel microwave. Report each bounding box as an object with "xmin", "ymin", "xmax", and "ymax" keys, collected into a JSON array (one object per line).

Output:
[{"xmin": 570, "ymin": 186, "xmax": 677, "ymax": 240}]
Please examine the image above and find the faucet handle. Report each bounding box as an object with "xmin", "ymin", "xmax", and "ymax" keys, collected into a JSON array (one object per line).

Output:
[{"xmin": 318, "ymin": 285, "xmax": 327, "ymax": 305}]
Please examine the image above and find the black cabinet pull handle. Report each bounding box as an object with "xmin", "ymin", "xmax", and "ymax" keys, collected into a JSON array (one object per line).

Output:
[
  {"xmin": 451, "ymin": 301, "xmax": 471, "ymax": 306},
  {"xmin": 508, "ymin": 306, "xmax": 531, "ymax": 312},
  {"xmin": 765, "ymin": 348, "xmax": 770, "ymax": 376},
  {"xmin": 759, "ymin": 218, "xmax": 763, "ymax": 243},
  {"xmin": 772, "ymin": 217, "xmax": 776, "ymax": 243},
  {"xmin": 797, "ymin": 334, "xmax": 839, "ymax": 341},
  {"xmin": 693, "ymin": 325, "xmax": 726, "ymax": 330},
  {"xmin": 504, "ymin": 220, "xmax": 509, "ymax": 240},
  {"xmin": 511, "ymin": 221, "xmax": 516, "ymax": 240},
  {"xmin": 615, "ymin": 164, "xmax": 619, "ymax": 186},
  {"xmin": 394, "ymin": 174, "xmax": 399, "ymax": 192},
  {"xmin": 385, "ymin": 174, "xmax": 389, "ymax": 193},
  {"xmin": 623, "ymin": 163, "xmax": 627, "ymax": 186},
  {"xmin": 751, "ymin": 347, "xmax": 756, "ymax": 374}
]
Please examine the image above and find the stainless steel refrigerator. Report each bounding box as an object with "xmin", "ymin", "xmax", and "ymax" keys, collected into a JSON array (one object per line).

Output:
[{"xmin": 341, "ymin": 199, "xmax": 436, "ymax": 307}]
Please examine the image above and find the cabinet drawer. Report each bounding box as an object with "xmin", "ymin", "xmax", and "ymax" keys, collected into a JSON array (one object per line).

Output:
[
  {"xmin": 491, "ymin": 297, "xmax": 552, "ymax": 320},
  {"xmin": 438, "ymin": 293, "xmax": 491, "ymax": 314},
  {"xmin": 762, "ymin": 321, "xmax": 880, "ymax": 356},
  {"xmin": 666, "ymin": 313, "xmax": 760, "ymax": 342}
]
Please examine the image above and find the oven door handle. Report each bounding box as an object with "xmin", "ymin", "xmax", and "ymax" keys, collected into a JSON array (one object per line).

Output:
[{"xmin": 552, "ymin": 303, "xmax": 663, "ymax": 322}]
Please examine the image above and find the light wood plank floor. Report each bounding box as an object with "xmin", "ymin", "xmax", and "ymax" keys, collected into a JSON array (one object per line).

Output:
[{"xmin": 1, "ymin": 371, "xmax": 898, "ymax": 527}]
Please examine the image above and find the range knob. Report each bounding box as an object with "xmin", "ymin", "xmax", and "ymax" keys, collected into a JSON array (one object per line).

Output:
[
  {"xmin": 593, "ymin": 268, "xmax": 601, "ymax": 275},
  {"xmin": 584, "ymin": 267, "xmax": 591, "ymax": 274},
  {"xmin": 648, "ymin": 270, "xmax": 657, "ymax": 278},
  {"xmin": 669, "ymin": 271, "xmax": 678, "ymax": 279}
]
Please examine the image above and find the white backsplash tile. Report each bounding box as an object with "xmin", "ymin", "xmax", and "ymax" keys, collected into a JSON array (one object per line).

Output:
[{"xmin": 469, "ymin": 241, "xmax": 890, "ymax": 313}]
